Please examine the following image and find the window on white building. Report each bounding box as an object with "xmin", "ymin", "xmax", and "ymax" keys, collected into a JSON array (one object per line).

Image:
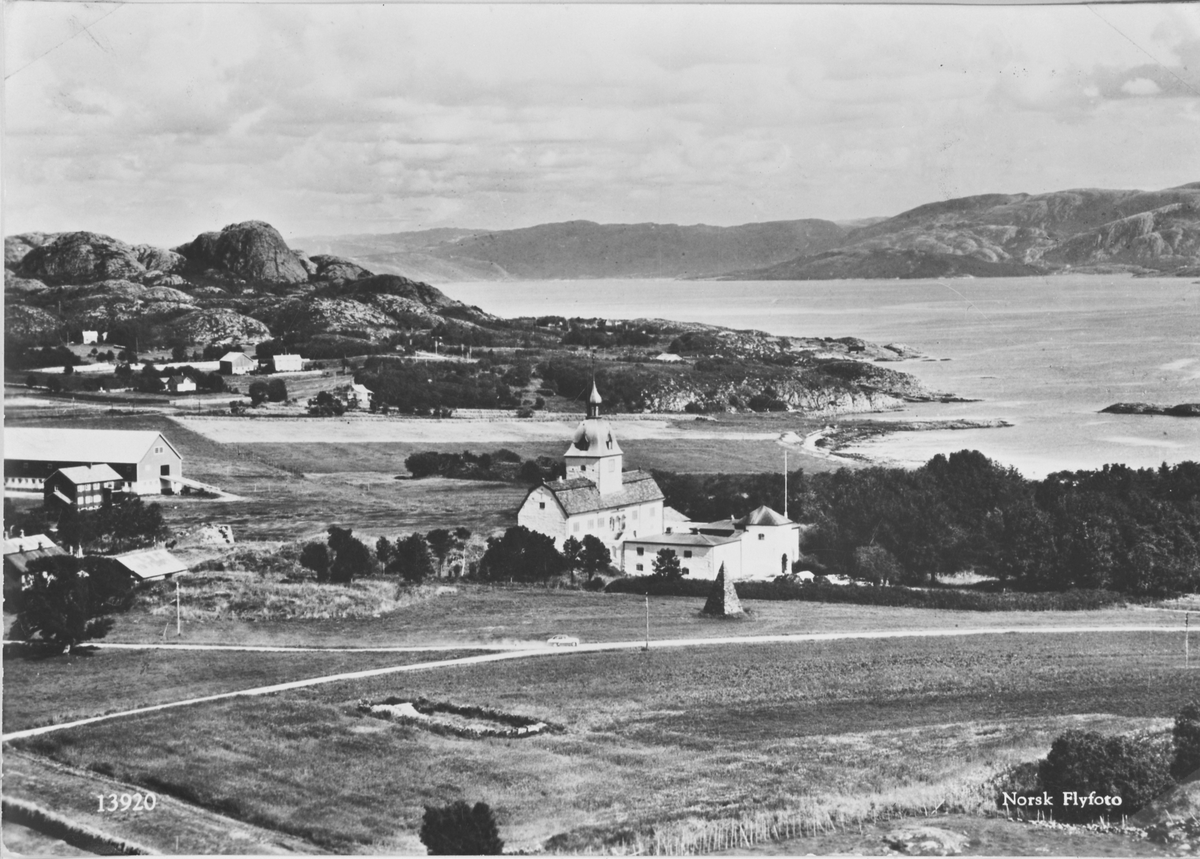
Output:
[
  {"xmin": 573, "ymin": 522, "xmax": 580, "ymax": 532},
  {"xmin": 684, "ymin": 550, "xmax": 693, "ymax": 558},
  {"xmin": 636, "ymin": 564, "xmax": 643, "ymax": 571},
  {"xmin": 636, "ymin": 547, "xmax": 644, "ymax": 556},
  {"xmin": 758, "ymin": 533, "xmax": 765, "ymax": 541},
  {"xmin": 539, "ymin": 502, "xmax": 546, "ymax": 510}
]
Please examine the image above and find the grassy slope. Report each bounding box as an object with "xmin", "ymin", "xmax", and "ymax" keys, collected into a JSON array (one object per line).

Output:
[{"xmin": 12, "ymin": 632, "xmax": 1193, "ymax": 852}]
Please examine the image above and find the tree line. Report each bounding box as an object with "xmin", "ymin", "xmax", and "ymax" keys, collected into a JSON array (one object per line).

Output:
[{"xmin": 654, "ymin": 451, "xmax": 1200, "ymax": 596}]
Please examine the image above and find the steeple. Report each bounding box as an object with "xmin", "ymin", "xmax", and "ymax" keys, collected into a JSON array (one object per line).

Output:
[{"xmin": 587, "ymin": 382, "xmax": 602, "ymax": 419}]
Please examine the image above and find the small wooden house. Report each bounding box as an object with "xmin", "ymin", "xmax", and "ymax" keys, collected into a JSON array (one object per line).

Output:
[
  {"xmin": 167, "ymin": 376, "xmax": 197, "ymax": 393},
  {"xmin": 44, "ymin": 464, "xmax": 124, "ymax": 510}
]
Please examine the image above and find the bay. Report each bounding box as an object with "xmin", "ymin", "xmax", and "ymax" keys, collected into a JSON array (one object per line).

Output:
[{"xmin": 444, "ymin": 275, "xmax": 1200, "ymax": 478}]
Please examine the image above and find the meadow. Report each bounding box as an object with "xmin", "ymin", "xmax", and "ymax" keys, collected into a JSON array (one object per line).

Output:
[{"xmin": 11, "ymin": 630, "xmax": 1194, "ymax": 853}]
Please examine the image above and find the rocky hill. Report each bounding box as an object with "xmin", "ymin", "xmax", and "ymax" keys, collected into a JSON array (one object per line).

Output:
[
  {"xmin": 297, "ymin": 218, "xmax": 848, "ymax": 281},
  {"xmin": 3, "ymin": 221, "xmax": 493, "ymax": 357},
  {"xmin": 727, "ymin": 183, "xmax": 1200, "ymax": 279}
]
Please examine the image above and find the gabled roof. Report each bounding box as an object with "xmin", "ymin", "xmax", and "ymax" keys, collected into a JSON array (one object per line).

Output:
[
  {"xmin": 3, "ymin": 545, "xmax": 69, "ymax": 574},
  {"xmin": 219, "ymin": 351, "xmax": 254, "ymax": 363},
  {"xmin": 3, "ymin": 534, "xmax": 58, "ymax": 555},
  {"xmin": 625, "ymin": 531, "xmax": 740, "ymax": 548},
  {"xmin": 53, "ymin": 464, "xmax": 124, "ymax": 484},
  {"xmin": 737, "ymin": 505, "xmax": 794, "ymax": 527},
  {"xmin": 541, "ymin": 470, "xmax": 663, "ymax": 516},
  {"xmin": 663, "ymin": 506, "xmax": 690, "ymax": 523},
  {"xmin": 110, "ymin": 548, "xmax": 188, "ymax": 580},
  {"xmin": 5, "ymin": 428, "xmax": 179, "ymax": 465}
]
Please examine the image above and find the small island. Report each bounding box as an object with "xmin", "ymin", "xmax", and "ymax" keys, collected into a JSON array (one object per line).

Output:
[{"xmin": 1100, "ymin": 402, "xmax": 1200, "ymax": 417}]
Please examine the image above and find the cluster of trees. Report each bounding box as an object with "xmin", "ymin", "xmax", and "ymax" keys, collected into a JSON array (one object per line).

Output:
[
  {"xmin": 26, "ymin": 361, "xmax": 228, "ymax": 396},
  {"xmin": 420, "ymin": 801, "xmax": 503, "ymax": 855},
  {"xmin": 561, "ymin": 320, "xmax": 655, "ymax": 348},
  {"xmin": 377, "ymin": 528, "xmax": 471, "ymax": 582},
  {"xmin": 535, "ymin": 358, "xmax": 660, "ymax": 412},
  {"xmin": 9, "ymin": 555, "xmax": 137, "ymax": 652},
  {"xmin": 53, "ymin": 497, "xmax": 168, "ymax": 554},
  {"xmin": 299, "ymin": 526, "xmax": 377, "ymax": 583},
  {"xmin": 357, "ymin": 358, "xmax": 519, "ymax": 414},
  {"xmin": 297, "ymin": 525, "xmax": 474, "ymax": 584},
  {"xmin": 1007, "ymin": 702, "xmax": 1200, "ymax": 822},
  {"xmin": 655, "ymin": 453, "xmax": 1200, "ymax": 596},
  {"xmin": 404, "ymin": 449, "xmax": 561, "ymax": 483},
  {"xmin": 477, "ymin": 526, "xmax": 611, "ymax": 583}
]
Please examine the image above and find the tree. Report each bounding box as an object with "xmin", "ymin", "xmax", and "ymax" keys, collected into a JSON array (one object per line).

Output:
[
  {"xmin": 375, "ymin": 536, "xmax": 393, "ymax": 566},
  {"xmin": 562, "ymin": 536, "xmax": 583, "ymax": 582},
  {"xmin": 478, "ymin": 526, "xmax": 564, "ymax": 583},
  {"xmin": 300, "ymin": 542, "xmax": 331, "ymax": 581},
  {"xmin": 11, "ymin": 556, "xmax": 116, "ymax": 652},
  {"xmin": 419, "ymin": 800, "xmax": 503, "ymax": 855},
  {"xmin": 1173, "ymin": 701, "xmax": 1200, "ymax": 780},
  {"xmin": 327, "ymin": 526, "xmax": 373, "ymax": 583},
  {"xmin": 266, "ymin": 378, "xmax": 288, "ymax": 402},
  {"xmin": 388, "ymin": 533, "xmax": 436, "ymax": 583},
  {"xmin": 853, "ymin": 545, "xmax": 901, "ymax": 586},
  {"xmin": 652, "ymin": 548, "xmax": 683, "ymax": 580},
  {"xmin": 425, "ymin": 529, "xmax": 455, "ymax": 575},
  {"xmin": 580, "ymin": 534, "xmax": 611, "ymax": 580},
  {"xmin": 248, "ymin": 380, "xmax": 270, "ymax": 406}
]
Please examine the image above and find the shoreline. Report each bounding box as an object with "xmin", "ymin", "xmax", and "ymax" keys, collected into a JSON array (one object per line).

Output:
[{"xmin": 805, "ymin": 418, "xmax": 1015, "ymax": 464}]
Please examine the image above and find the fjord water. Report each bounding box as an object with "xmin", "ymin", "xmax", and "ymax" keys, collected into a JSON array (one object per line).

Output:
[{"xmin": 446, "ymin": 275, "xmax": 1200, "ymax": 478}]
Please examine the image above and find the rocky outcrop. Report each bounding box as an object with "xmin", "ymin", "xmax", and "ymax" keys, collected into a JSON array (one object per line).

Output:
[
  {"xmin": 882, "ymin": 824, "xmax": 970, "ymax": 856},
  {"xmin": 4, "ymin": 276, "xmax": 49, "ymax": 297},
  {"xmin": 729, "ymin": 247, "xmax": 1043, "ymax": 280},
  {"xmin": 175, "ymin": 221, "xmax": 309, "ymax": 284},
  {"xmin": 133, "ymin": 244, "xmax": 186, "ymax": 275},
  {"xmin": 1044, "ymin": 203, "xmax": 1200, "ymax": 270},
  {"xmin": 310, "ymin": 254, "xmax": 371, "ymax": 282},
  {"xmin": 15, "ymin": 232, "xmax": 148, "ymax": 285},
  {"xmin": 173, "ymin": 308, "xmax": 271, "ymax": 345},
  {"xmin": 254, "ymin": 296, "xmax": 397, "ymax": 339}
]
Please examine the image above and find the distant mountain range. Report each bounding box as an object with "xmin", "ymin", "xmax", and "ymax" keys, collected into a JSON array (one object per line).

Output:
[{"xmin": 297, "ymin": 182, "xmax": 1200, "ymax": 281}]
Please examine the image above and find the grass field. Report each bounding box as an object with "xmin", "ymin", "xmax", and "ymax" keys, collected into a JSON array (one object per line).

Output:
[{"xmin": 11, "ymin": 631, "xmax": 1194, "ymax": 853}]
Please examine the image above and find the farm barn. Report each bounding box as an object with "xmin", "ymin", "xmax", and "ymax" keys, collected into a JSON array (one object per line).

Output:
[
  {"xmin": 5, "ymin": 428, "xmax": 183, "ymax": 495},
  {"xmin": 218, "ymin": 352, "xmax": 255, "ymax": 375}
]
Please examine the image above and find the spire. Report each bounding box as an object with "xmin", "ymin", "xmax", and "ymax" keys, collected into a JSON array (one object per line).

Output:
[{"xmin": 587, "ymin": 382, "xmax": 602, "ymax": 419}]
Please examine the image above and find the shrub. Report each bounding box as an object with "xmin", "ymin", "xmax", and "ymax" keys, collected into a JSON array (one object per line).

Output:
[
  {"xmin": 266, "ymin": 378, "xmax": 288, "ymax": 402},
  {"xmin": 388, "ymin": 533, "xmax": 436, "ymax": 583},
  {"xmin": 580, "ymin": 534, "xmax": 611, "ymax": 579},
  {"xmin": 248, "ymin": 380, "xmax": 269, "ymax": 405},
  {"xmin": 1037, "ymin": 729, "xmax": 1174, "ymax": 821},
  {"xmin": 1172, "ymin": 701, "xmax": 1200, "ymax": 780},
  {"xmin": 327, "ymin": 526, "xmax": 374, "ymax": 583},
  {"xmin": 419, "ymin": 800, "xmax": 503, "ymax": 855}
]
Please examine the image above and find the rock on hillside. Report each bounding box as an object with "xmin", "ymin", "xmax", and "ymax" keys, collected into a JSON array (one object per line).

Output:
[
  {"xmin": 134, "ymin": 244, "xmax": 186, "ymax": 274},
  {"xmin": 5, "ymin": 232, "xmax": 60, "ymax": 268},
  {"xmin": 173, "ymin": 308, "xmax": 271, "ymax": 345},
  {"xmin": 15, "ymin": 232, "xmax": 149, "ymax": 285},
  {"xmin": 310, "ymin": 254, "xmax": 371, "ymax": 282},
  {"xmin": 175, "ymin": 221, "xmax": 309, "ymax": 284}
]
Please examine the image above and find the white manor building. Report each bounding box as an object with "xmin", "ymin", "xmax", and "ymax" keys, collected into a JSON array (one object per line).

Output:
[{"xmin": 517, "ymin": 385, "xmax": 802, "ymax": 581}]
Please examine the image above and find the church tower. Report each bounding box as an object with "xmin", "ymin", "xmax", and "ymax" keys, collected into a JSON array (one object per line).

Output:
[{"xmin": 564, "ymin": 383, "xmax": 624, "ymax": 495}]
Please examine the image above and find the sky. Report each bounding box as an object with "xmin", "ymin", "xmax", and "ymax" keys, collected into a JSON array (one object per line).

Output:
[{"xmin": 4, "ymin": 2, "xmax": 1199, "ymax": 247}]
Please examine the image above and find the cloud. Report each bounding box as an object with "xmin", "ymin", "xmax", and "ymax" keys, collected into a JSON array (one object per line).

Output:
[
  {"xmin": 4, "ymin": 3, "xmax": 1199, "ymax": 244},
  {"xmin": 1122, "ymin": 77, "xmax": 1163, "ymax": 97}
]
